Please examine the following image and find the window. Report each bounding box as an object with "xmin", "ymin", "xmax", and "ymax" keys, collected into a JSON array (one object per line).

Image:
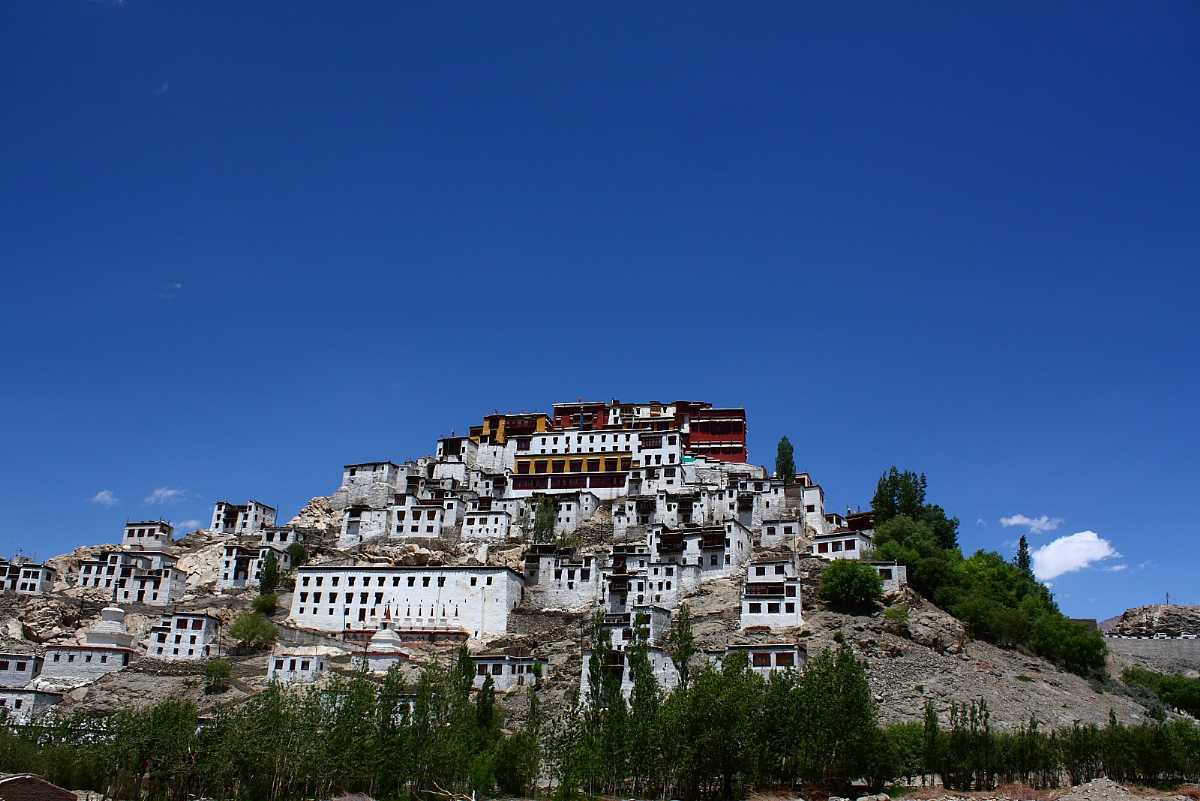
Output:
[
  {"xmin": 767, "ymin": 603, "xmax": 780, "ymax": 614},
  {"xmin": 748, "ymin": 602, "xmax": 762, "ymax": 613},
  {"xmin": 776, "ymin": 651, "xmax": 795, "ymax": 667},
  {"xmin": 751, "ymin": 652, "xmax": 771, "ymax": 667},
  {"xmin": 755, "ymin": 566, "xmax": 766, "ymax": 576},
  {"xmin": 844, "ymin": 540, "xmax": 856, "ymax": 551},
  {"xmin": 785, "ymin": 603, "xmax": 795, "ymax": 613}
]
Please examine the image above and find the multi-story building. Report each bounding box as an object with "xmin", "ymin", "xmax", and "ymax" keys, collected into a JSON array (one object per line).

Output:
[
  {"xmin": 461, "ymin": 509, "xmax": 512, "ymax": 542},
  {"xmin": 121, "ymin": 520, "xmax": 173, "ymax": 548},
  {"xmin": 523, "ymin": 544, "xmax": 603, "ymax": 609},
  {"xmin": 716, "ymin": 643, "xmax": 806, "ymax": 676},
  {"xmin": 289, "ymin": 565, "xmax": 525, "ymax": 639},
  {"xmin": 740, "ymin": 558, "xmax": 803, "ymax": 630},
  {"xmin": 579, "ymin": 645, "xmax": 680, "ymax": 702},
  {"xmin": 649, "ymin": 521, "xmax": 753, "ymax": 576},
  {"xmin": 0, "ymin": 559, "xmax": 55, "ymax": 595},
  {"xmin": 210, "ymin": 500, "xmax": 277, "ymax": 535},
  {"xmin": 145, "ymin": 612, "xmax": 220, "ymax": 661},
  {"xmin": 599, "ymin": 604, "xmax": 671, "ymax": 650},
  {"xmin": 77, "ymin": 551, "xmax": 187, "ymax": 606}
]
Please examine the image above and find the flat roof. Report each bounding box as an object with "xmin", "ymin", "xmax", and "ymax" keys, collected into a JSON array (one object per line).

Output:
[{"xmin": 296, "ymin": 564, "xmax": 526, "ymax": 581}]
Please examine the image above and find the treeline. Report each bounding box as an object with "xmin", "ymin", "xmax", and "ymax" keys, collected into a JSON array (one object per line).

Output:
[
  {"xmin": 870, "ymin": 467, "xmax": 1107, "ymax": 676},
  {"xmin": 1124, "ymin": 666, "xmax": 1200, "ymax": 718},
  {"xmin": 5, "ymin": 640, "xmax": 1200, "ymax": 801}
]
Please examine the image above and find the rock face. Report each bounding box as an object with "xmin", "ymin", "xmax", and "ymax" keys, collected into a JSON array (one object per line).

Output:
[
  {"xmin": 288, "ymin": 496, "xmax": 340, "ymax": 534},
  {"xmin": 1105, "ymin": 605, "xmax": 1200, "ymax": 637}
]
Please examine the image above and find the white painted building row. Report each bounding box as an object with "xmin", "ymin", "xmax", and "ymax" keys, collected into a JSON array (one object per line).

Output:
[
  {"xmin": 0, "ymin": 559, "xmax": 55, "ymax": 595},
  {"xmin": 289, "ymin": 565, "xmax": 526, "ymax": 639},
  {"xmin": 210, "ymin": 499, "xmax": 277, "ymax": 535}
]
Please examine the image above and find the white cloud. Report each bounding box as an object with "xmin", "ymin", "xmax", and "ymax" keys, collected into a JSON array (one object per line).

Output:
[
  {"xmin": 1106, "ymin": 564, "xmax": 1128, "ymax": 572},
  {"xmin": 176, "ymin": 519, "xmax": 202, "ymax": 532},
  {"xmin": 999, "ymin": 513, "xmax": 1063, "ymax": 534},
  {"xmin": 144, "ymin": 487, "xmax": 186, "ymax": 505},
  {"xmin": 90, "ymin": 489, "xmax": 118, "ymax": 506},
  {"xmin": 975, "ymin": 518, "xmax": 987, "ymax": 527},
  {"xmin": 1032, "ymin": 531, "xmax": 1120, "ymax": 581},
  {"xmin": 153, "ymin": 81, "xmax": 169, "ymax": 96}
]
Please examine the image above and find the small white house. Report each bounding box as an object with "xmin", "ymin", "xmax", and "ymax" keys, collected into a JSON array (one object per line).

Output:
[
  {"xmin": 0, "ymin": 653, "xmax": 42, "ymax": 687},
  {"xmin": 869, "ymin": 562, "xmax": 908, "ymax": 593},
  {"xmin": 472, "ymin": 654, "xmax": 547, "ymax": 691},
  {"xmin": 268, "ymin": 648, "xmax": 328, "ymax": 684},
  {"xmin": 811, "ymin": 529, "xmax": 873, "ymax": 560},
  {"xmin": 719, "ymin": 642, "xmax": 806, "ymax": 676},
  {"xmin": 145, "ymin": 612, "xmax": 220, "ymax": 661},
  {"xmin": 389, "ymin": 495, "xmax": 446, "ymax": 540},
  {"xmin": 0, "ymin": 689, "xmax": 62, "ymax": 724},
  {"xmin": 121, "ymin": 520, "xmax": 174, "ymax": 548}
]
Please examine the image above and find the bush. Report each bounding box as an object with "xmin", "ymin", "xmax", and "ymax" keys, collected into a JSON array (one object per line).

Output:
[
  {"xmin": 287, "ymin": 542, "xmax": 308, "ymax": 568},
  {"xmin": 253, "ymin": 593, "xmax": 279, "ymax": 615},
  {"xmin": 204, "ymin": 658, "xmax": 231, "ymax": 693},
  {"xmin": 820, "ymin": 559, "xmax": 884, "ymax": 611},
  {"xmin": 259, "ymin": 552, "xmax": 280, "ymax": 594},
  {"xmin": 884, "ymin": 604, "xmax": 910, "ymax": 624},
  {"xmin": 229, "ymin": 612, "xmax": 276, "ymax": 650}
]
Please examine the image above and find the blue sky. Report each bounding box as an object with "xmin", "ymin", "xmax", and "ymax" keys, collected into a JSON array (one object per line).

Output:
[{"xmin": 1, "ymin": 2, "xmax": 1196, "ymax": 619}]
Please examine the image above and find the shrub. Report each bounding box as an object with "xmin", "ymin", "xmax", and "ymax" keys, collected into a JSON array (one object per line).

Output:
[
  {"xmin": 820, "ymin": 559, "xmax": 884, "ymax": 611},
  {"xmin": 253, "ymin": 593, "xmax": 278, "ymax": 615},
  {"xmin": 286, "ymin": 542, "xmax": 308, "ymax": 568},
  {"xmin": 884, "ymin": 604, "xmax": 910, "ymax": 624},
  {"xmin": 259, "ymin": 552, "xmax": 280, "ymax": 594},
  {"xmin": 204, "ymin": 658, "xmax": 231, "ymax": 693},
  {"xmin": 229, "ymin": 612, "xmax": 276, "ymax": 650}
]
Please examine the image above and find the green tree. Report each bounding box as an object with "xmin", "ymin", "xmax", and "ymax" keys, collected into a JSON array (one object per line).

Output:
[
  {"xmin": 775, "ymin": 436, "xmax": 796, "ymax": 485},
  {"xmin": 259, "ymin": 551, "xmax": 280, "ymax": 594},
  {"xmin": 204, "ymin": 658, "xmax": 231, "ymax": 693},
  {"xmin": 229, "ymin": 612, "xmax": 276, "ymax": 650},
  {"xmin": 533, "ymin": 496, "xmax": 557, "ymax": 544},
  {"xmin": 819, "ymin": 559, "xmax": 884, "ymax": 611},
  {"xmin": 1015, "ymin": 535, "xmax": 1033, "ymax": 577},
  {"xmin": 286, "ymin": 542, "xmax": 308, "ymax": 568},
  {"xmin": 253, "ymin": 592, "xmax": 278, "ymax": 616},
  {"xmin": 665, "ymin": 602, "xmax": 696, "ymax": 689}
]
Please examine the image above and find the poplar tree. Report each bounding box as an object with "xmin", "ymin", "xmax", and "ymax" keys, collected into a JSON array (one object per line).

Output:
[
  {"xmin": 775, "ymin": 436, "xmax": 796, "ymax": 485},
  {"xmin": 666, "ymin": 603, "xmax": 696, "ymax": 689},
  {"xmin": 1016, "ymin": 535, "xmax": 1033, "ymax": 577}
]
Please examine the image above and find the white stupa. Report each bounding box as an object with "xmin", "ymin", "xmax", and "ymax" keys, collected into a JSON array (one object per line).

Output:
[{"xmin": 85, "ymin": 606, "xmax": 134, "ymax": 649}]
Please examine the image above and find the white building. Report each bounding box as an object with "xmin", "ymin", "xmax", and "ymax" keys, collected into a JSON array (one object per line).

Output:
[
  {"xmin": 218, "ymin": 543, "xmax": 291, "ymax": 591},
  {"xmin": 339, "ymin": 505, "xmax": 392, "ymax": 549},
  {"xmin": 870, "ymin": 562, "xmax": 908, "ymax": 593},
  {"xmin": 472, "ymin": 654, "xmax": 547, "ymax": 691},
  {"xmin": 0, "ymin": 560, "xmax": 55, "ymax": 595},
  {"xmin": 579, "ymin": 645, "xmax": 679, "ymax": 702},
  {"xmin": 811, "ymin": 529, "xmax": 873, "ymax": 560},
  {"xmin": 436, "ymin": 435, "xmax": 480, "ymax": 467},
  {"xmin": 268, "ymin": 647, "xmax": 328, "ymax": 684},
  {"xmin": 290, "ymin": 565, "xmax": 526, "ymax": 639},
  {"xmin": 523, "ymin": 545, "xmax": 603, "ymax": 609},
  {"xmin": 210, "ymin": 500, "xmax": 277, "ymax": 535},
  {"xmin": 121, "ymin": 520, "xmax": 173, "ymax": 548},
  {"xmin": 718, "ymin": 643, "xmax": 806, "ymax": 676},
  {"xmin": 601, "ymin": 545, "xmax": 702, "ymax": 613},
  {"xmin": 261, "ymin": 526, "xmax": 305, "ymax": 547},
  {"xmin": 389, "ymin": 495, "xmax": 446, "ymax": 541},
  {"xmin": 649, "ymin": 521, "xmax": 752, "ymax": 576},
  {"xmin": 461, "ymin": 510, "xmax": 512, "ymax": 542},
  {"xmin": 741, "ymin": 558, "xmax": 803, "ymax": 630},
  {"xmin": 145, "ymin": 612, "xmax": 220, "ymax": 661},
  {"xmin": 759, "ymin": 519, "xmax": 803, "ymax": 549},
  {"xmin": 599, "ymin": 605, "xmax": 671, "ymax": 650},
  {"xmin": 333, "ymin": 461, "xmax": 409, "ymax": 510},
  {"xmin": 78, "ymin": 551, "xmax": 187, "ymax": 606},
  {"xmin": 0, "ymin": 689, "xmax": 61, "ymax": 724},
  {"xmin": 40, "ymin": 607, "xmax": 135, "ymax": 683},
  {"xmin": 0, "ymin": 653, "xmax": 42, "ymax": 687}
]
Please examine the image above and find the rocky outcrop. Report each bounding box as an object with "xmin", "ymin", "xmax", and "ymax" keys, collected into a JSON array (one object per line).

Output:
[
  {"xmin": 288, "ymin": 496, "xmax": 340, "ymax": 534},
  {"xmin": 1105, "ymin": 605, "xmax": 1200, "ymax": 638}
]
